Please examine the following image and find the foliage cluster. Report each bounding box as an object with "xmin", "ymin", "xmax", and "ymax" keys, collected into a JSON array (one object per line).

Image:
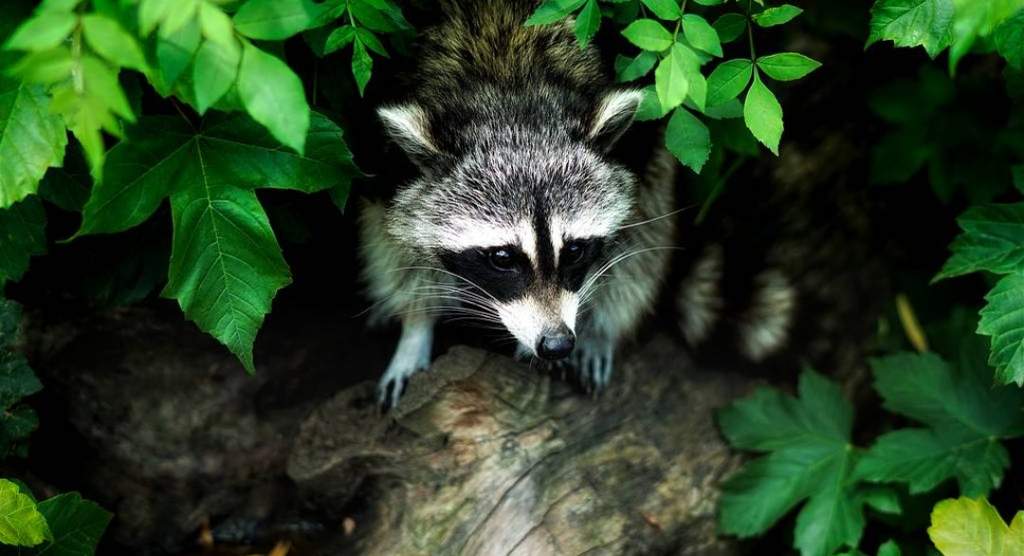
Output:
[
  {"xmin": 2, "ymin": 0, "xmax": 1024, "ymax": 554},
  {"xmin": 0, "ymin": 301, "xmax": 110, "ymax": 555},
  {"xmin": 715, "ymin": 1, "xmax": 1024, "ymax": 554}
]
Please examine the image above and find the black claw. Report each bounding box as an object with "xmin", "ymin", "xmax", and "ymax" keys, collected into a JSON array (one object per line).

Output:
[{"xmin": 379, "ymin": 380, "xmax": 395, "ymax": 414}]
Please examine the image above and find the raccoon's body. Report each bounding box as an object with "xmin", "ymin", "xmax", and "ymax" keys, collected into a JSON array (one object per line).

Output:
[{"xmin": 359, "ymin": 0, "xmax": 878, "ymax": 409}]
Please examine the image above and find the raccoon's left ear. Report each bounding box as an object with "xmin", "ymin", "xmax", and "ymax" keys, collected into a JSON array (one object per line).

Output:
[
  {"xmin": 378, "ymin": 103, "xmax": 440, "ymax": 164},
  {"xmin": 588, "ymin": 89, "xmax": 644, "ymax": 151}
]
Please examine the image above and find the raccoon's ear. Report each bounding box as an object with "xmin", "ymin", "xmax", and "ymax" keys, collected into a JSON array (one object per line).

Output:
[
  {"xmin": 378, "ymin": 103, "xmax": 440, "ymax": 162},
  {"xmin": 588, "ymin": 89, "xmax": 643, "ymax": 151}
]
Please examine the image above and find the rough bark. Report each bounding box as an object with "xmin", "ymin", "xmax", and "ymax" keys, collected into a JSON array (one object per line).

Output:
[
  {"xmin": 289, "ymin": 339, "xmax": 752, "ymax": 556},
  {"xmin": 22, "ymin": 305, "xmax": 756, "ymax": 555}
]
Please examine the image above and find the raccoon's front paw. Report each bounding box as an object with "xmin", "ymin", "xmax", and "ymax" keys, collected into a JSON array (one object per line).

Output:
[
  {"xmin": 377, "ymin": 351, "xmax": 432, "ymax": 413},
  {"xmin": 570, "ymin": 340, "xmax": 615, "ymax": 395}
]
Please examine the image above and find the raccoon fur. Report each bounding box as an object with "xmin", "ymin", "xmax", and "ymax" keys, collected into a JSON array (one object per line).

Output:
[{"xmin": 358, "ymin": 0, "xmax": 879, "ymax": 410}]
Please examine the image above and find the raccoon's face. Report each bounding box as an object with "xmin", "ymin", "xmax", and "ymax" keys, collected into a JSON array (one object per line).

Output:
[{"xmin": 379, "ymin": 89, "xmax": 642, "ymax": 359}]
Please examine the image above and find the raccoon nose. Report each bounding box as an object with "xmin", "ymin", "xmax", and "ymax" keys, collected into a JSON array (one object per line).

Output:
[{"xmin": 537, "ymin": 328, "xmax": 575, "ymax": 360}]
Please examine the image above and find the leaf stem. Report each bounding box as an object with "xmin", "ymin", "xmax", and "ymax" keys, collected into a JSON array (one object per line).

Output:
[
  {"xmin": 746, "ymin": 0, "xmax": 757, "ymax": 61},
  {"xmin": 71, "ymin": 19, "xmax": 84, "ymax": 94}
]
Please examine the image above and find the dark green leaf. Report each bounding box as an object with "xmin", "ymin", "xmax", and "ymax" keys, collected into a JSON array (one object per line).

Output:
[
  {"xmin": 574, "ymin": 0, "xmax": 601, "ymax": 47},
  {"xmin": 351, "ymin": 39, "xmax": 373, "ymax": 96},
  {"xmin": 634, "ymin": 85, "xmax": 668, "ymax": 121},
  {"xmin": 979, "ymin": 273, "xmax": 1024, "ymax": 386},
  {"xmin": 163, "ymin": 183, "xmax": 289, "ymax": 373},
  {"xmin": 0, "ymin": 197, "xmax": 46, "ymax": 283},
  {"xmin": 35, "ymin": 492, "xmax": 112, "ymax": 556},
  {"xmin": 324, "ymin": 25, "xmax": 355, "ymax": 54},
  {"xmin": 866, "ymin": 0, "xmax": 954, "ymax": 58},
  {"xmin": 616, "ymin": 51, "xmax": 658, "ymax": 82},
  {"xmin": 756, "ymin": 52, "xmax": 821, "ymax": 81},
  {"xmin": 856, "ymin": 351, "xmax": 1024, "ymax": 495},
  {"xmin": 995, "ymin": 10, "xmax": 1024, "ymax": 69},
  {"xmin": 154, "ymin": 17, "xmax": 201, "ymax": 92},
  {"xmin": 713, "ymin": 13, "xmax": 747, "ymax": 43},
  {"xmin": 665, "ymin": 107, "xmax": 710, "ymax": 173},
  {"xmin": 76, "ymin": 112, "xmax": 355, "ymax": 237},
  {"xmin": 355, "ymin": 27, "xmax": 388, "ymax": 57},
  {"xmin": 525, "ymin": 0, "xmax": 585, "ymax": 26},
  {"xmin": 719, "ymin": 371, "xmax": 865, "ymax": 556},
  {"xmin": 935, "ymin": 203, "xmax": 1024, "ymax": 280},
  {"xmin": 238, "ymin": 41, "xmax": 310, "ymax": 153}
]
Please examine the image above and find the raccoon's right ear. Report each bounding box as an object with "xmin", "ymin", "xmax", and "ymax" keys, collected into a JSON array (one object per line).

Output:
[
  {"xmin": 588, "ymin": 89, "xmax": 644, "ymax": 152},
  {"xmin": 378, "ymin": 103, "xmax": 440, "ymax": 165}
]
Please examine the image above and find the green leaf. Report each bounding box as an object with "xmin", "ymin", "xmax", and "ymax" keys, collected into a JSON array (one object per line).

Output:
[
  {"xmin": 712, "ymin": 13, "xmax": 747, "ymax": 43},
  {"xmin": 655, "ymin": 43, "xmax": 690, "ymax": 112},
  {"xmin": 198, "ymin": 2, "xmax": 236, "ymax": 49},
  {"xmin": 979, "ymin": 273, "xmax": 1024, "ymax": 386},
  {"xmin": 878, "ymin": 541, "xmax": 901, "ymax": 556},
  {"xmin": 354, "ymin": 28, "xmax": 388, "ymax": 57},
  {"xmin": 866, "ymin": 0, "xmax": 954, "ymax": 58},
  {"xmin": 0, "ymin": 479, "xmax": 50, "ymax": 546},
  {"xmin": 634, "ymin": 85, "xmax": 668, "ymax": 121},
  {"xmin": 351, "ymin": 39, "xmax": 373, "ymax": 96},
  {"xmin": 349, "ymin": 0, "xmax": 403, "ymax": 32},
  {"xmin": 76, "ymin": 112, "xmax": 356, "ymax": 237},
  {"xmin": 525, "ymin": 0, "xmax": 585, "ymax": 26},
  {"xmin": 742, "ymin": 73, "xmax": 782, "ymax": 154},
  {"xmin": 622, "ymin": 19, "xmax": 674, "ymax": 52},
  {"xmin": 0, "ymin": 197, "xmax": 46, "ymax": 283},
  {"xmin": 665, "ymin": 107, "xmax": 710, "ymax": 173},
  {"xmin": 639, "ymin": 0, "xmax": 681, "ymax": 21},
  {"xmin": 756, "ymin": 52, "xmax": 821, "ymax": 81},
  {"xmin": 574, "ymin": 0, "xmax": 601, "ymax": 47},
  {"xmin": 706, "ymin": 59, "xmax": 752, "ymax": 107},
  {"xmin": 0, "ymin": 79, "xmax": 68, "ymax": 209},
  {"xmin": 752, "ymin": 4, "xmax": 803, "ymax": 27},
  {"xmin": 193, "ymin": 39, "xmax": 241, "ymax": 114},
  {"xmin": 928, "ymin": 497, "xmax": 1024, "ymax": 556},
  {"xmin": 35, "ymin": 492, "xmax": 112, "ymax": 556},
  {"xmin": 856, "ymin": 351, "xmax": 1024, "ymax": 496},
  {"xmin": 233, "ymin": 0, "xmax": 334, "ymax": 40},
  {"xmin": 80, "ymin": 14, "xmax": 148, "ymax": 72},
  {"xmin": 682, "ymin": 14, "xmax": 723, "ymax": 57},
  {"xmin": 616, "ymin": 51, "xmax": 658, "ymax": 82},
  {"xmin": 3, "ymin": 11, "xmax": 76, "ymax": 52},
  {"xmin": 935, "ymin": 203, "xmax": 1024, "ymax": 280},
  {"xmin": 237, "ymin": 41, "xmax": 310, "ymax": 154},
  {"xmin": 154, "ymin": 17, "xmax": 202, "ymax": 92},
  {"xmin": 995, "ymin": 10, "xmax": 1024, "ymax": 69},
  {"xmin": 719, "ymin": 371, "xmax": 865, "ymax": 556},
  {"xmin": 324, "ymin": 25, "xmax": 355, "ymax": 54},
  {"xmin": 163, "ymin": 182, "xmax": 288, "ymax": 373}
]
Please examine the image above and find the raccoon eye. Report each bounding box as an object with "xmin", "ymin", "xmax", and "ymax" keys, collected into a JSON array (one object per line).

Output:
[
  {"xmin": 564, "ymin": 241, "xmax": 586, "ymax": 265},
  {"xmin": 488, "ymin": 248, "xmax": 516, "ymax": 271}
]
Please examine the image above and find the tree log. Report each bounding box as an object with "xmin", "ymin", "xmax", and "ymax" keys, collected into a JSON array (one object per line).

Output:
[{"xmin": 289, "ymin": 338, "xmax": 754, "ymax": 555}]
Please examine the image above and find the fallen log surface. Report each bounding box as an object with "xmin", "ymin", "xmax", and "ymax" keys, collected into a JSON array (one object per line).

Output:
[{"xmin": 290, "ymin": 338, "xmax": 753, "ymax": 555}]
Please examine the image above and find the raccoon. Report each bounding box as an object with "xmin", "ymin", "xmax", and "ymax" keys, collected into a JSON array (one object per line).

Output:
[{"xmin": 359, "ymin": 0, "xmax": 878, "ymax": 410}]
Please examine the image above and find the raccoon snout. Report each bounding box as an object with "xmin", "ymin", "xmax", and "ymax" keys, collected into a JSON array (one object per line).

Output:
[{"xmin": 536, "ymin": 325, "xmax": 575, "ymax": 360}]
